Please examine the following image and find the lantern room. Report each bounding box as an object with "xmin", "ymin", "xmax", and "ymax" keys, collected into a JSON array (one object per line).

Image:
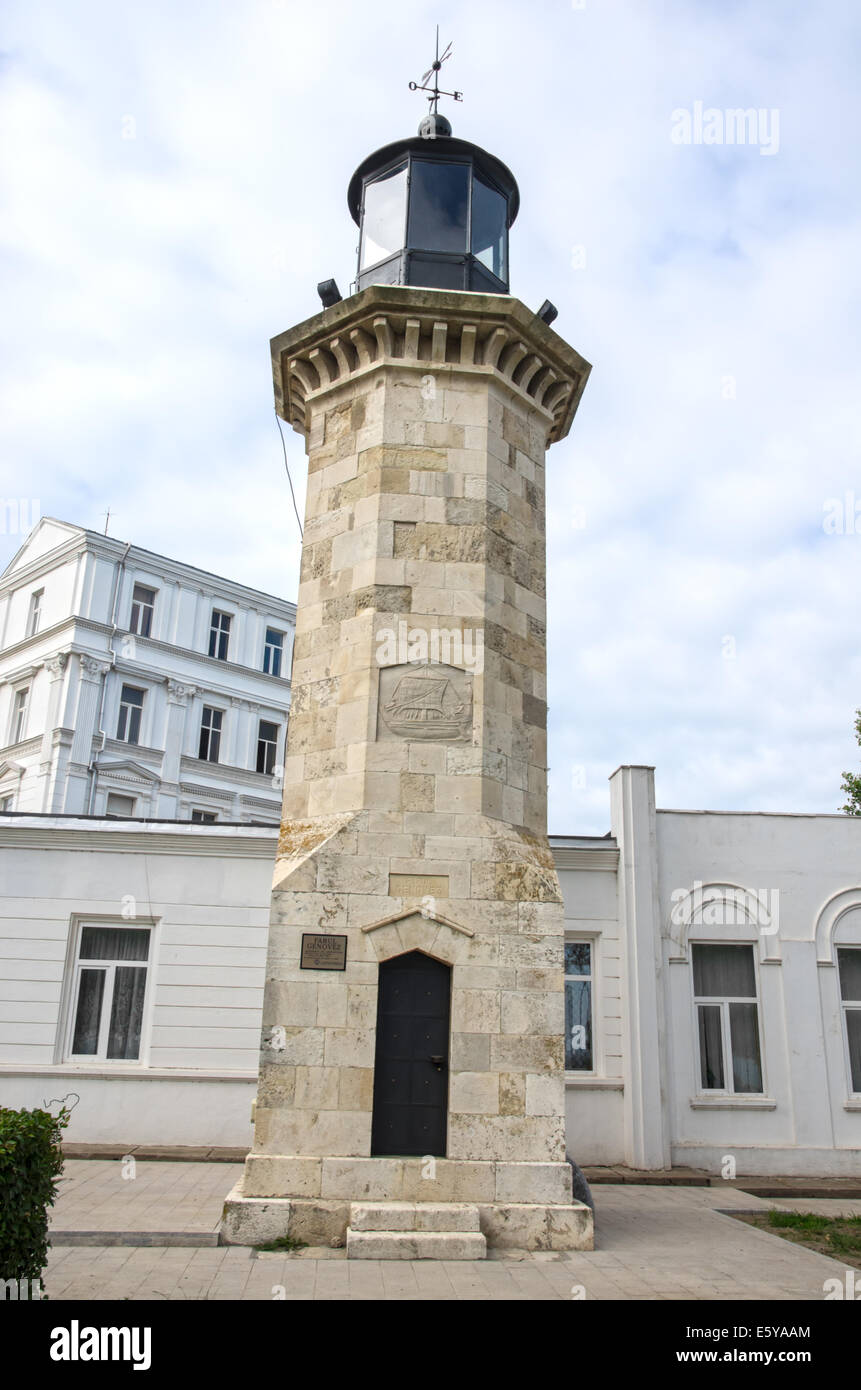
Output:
[{"xmin": 347, "ymin": 115, "xmax": 520, "ymax": 296}]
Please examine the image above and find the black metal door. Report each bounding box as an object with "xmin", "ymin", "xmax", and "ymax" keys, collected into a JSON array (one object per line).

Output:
[{"xmin": 371, "ymin": 951, "xmax": 451, "ymax": 1157}]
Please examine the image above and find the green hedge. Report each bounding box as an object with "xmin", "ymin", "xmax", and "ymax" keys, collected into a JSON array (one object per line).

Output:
[{"xmin": 0, "ymin": 1105, "xmax": 70, "ymax": 1298}]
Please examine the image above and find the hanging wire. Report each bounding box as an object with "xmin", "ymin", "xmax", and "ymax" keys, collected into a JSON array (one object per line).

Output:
[{"xmin": 275, "ymin": 410, "xmax": 304, "ymax": 539}]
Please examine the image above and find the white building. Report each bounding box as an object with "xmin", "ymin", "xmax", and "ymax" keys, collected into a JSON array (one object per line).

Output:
[
  {"xmin": 1, "ymin": 765, "xmax": 859, "ymax": 1175},
  {"xmin": 0, "ymin": 518, "xmax": 296, "ymax": 823}
]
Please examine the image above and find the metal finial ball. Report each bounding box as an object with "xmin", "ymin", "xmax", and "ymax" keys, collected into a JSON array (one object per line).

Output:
[{"xmin": 418, "ymin": 111, "xmax": 452, "ymax": 140}]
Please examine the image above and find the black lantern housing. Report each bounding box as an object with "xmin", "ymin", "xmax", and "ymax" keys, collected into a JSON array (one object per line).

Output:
[{"xmin": 348, "ymin": 121, "xmax": 519, "ymax": 296}]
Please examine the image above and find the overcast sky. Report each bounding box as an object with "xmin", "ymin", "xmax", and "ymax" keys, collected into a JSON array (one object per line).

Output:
[{"xmin": 2, "ymin": 0, "xmax": 860, "ymax": 833}]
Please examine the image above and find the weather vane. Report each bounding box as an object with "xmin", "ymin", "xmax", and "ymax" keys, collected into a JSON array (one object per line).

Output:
[{"xmin": 409, "ymin": 26, "xmax": 463, "ymax": 116}]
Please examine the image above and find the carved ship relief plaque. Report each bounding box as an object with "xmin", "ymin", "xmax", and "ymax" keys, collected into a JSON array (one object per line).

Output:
[{"xmin": 377, "ymin": 662, "xmax": 473, "ymax": 743}]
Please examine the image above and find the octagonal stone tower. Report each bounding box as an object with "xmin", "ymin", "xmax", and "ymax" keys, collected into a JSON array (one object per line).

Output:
[{"xmin": 223, "ymin": 118, "xmax": 592, "ymax": 1255}]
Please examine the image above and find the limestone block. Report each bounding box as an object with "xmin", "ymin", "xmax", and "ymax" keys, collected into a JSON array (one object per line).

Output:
[
  {"xmin": 321, "ymin": 1157, "xmax": 406, "ymax": 1200},
  {"xmin": 525, "ymin": 1073, "xmax": 566, "ymax": 1117},
  {"xmin": 323, "ymin": 1028, "xmax": 376, "ymax": 1069},
  {"xmin": 287, "ymin": 1198, "xmax": 351, "ymax": 1247},
  {"xmin": 316, "ymin": 855, "xmax": 388, "ymax": 896},
  {"xmin": 399, "ymin": 1159, "xmax": 496, "ymax": 1203},
  {"xmin": 434, "ymin": 775, "xmax": 483, "ymax": 814},
  {"xmin": 365, "ymin": 922, "xmax": 404, "ymax": 962},
  {"xmin": 500, "ymin": 990, "xmax": 565, "ymax": 1036},
  {"xmin": 449, "ymin": 1071, "xmax": 499, "ymax": 1115},
  {"xmin": 346, "ymin": 1229, "xmax": 486, "ymax": 1260},
  {"xmin": 451, "ymin": 988, "xmax": 501, "ymax": 1034},
  {"xmin": 294, "ymin": 1065, "xmax": 340, "ymax": 1110},
  {"xmin": 478, "ymin": 1200, "xmax": 593, "ymax": 1251},
  {"xmin": 449, "ymin": 1031, "xmax": 491, "ymax": 1072},
  {"xmin": 338, "ymin": 1067, "xmax": 373, "ymax": 1111},
  {"xmin": 350, "ymin": 1202, "xmax": 475, "ymax": 1232},
  {"xmin": 494, "ymin": 1162, "xmax": 573, "ymax": 1205},
  {"xmin": 261, "ymin": 1026, "xmax": 325, "ymax": 1068},
  {"xmin": 498, "ymin": 1072, "xmax": 526, "ymax": 1116},
  {"xmin": 315, "ymin": 984, "xmax": 348, "ymax": 1028},
  {"xmin": 265, "ymin": 980, "xmax": 318, "ymax": 1027},
  {"xmin": 449, "ymin": 1114, "xmax": 565, "ymax": 1163},
  {"xmin": 262, "ymin": 1107, "xmax": 371, "ymax": 1157},
  {"xmin": 242, "ymin": 1155, "xmax": 322, "ymax": 1199},
  {"xmin": 490, "ymin": 1033, "xmax": 564, "ymax": 1074},
  {"xmin": 346, "ymin": 984, "xmax": 376, "ymax": 1028},
  {"xmin": 220, "ymin": 1187, "xmax": 292, "ymax": 1245}
]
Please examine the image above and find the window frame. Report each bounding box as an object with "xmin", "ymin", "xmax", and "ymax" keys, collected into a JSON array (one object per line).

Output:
[
  {"xmin": 27, "ymin": 588, "xmax": 44, "ymax": 637},
  {"xmin": 837, "ymin": 946, "xmax": 861, "ymax": 1097},
  {"xmin": 208, "ymin": 609, "xmax": 232, "ymax": 661},
  {"xmin": 190, "ymin": 808, "xmax": 218, "ymax": 824},
  {"xmin": 256, "ymin": 719, "xmax": 279, "ymax": 777},
  {"xmin": 105, "ymin": 793, "xmax": 137, "ymax": 819},
  {"xmin": 263, "ymin": 627, "xmax": 284, "ymax": 677},
  {"xmin": 129, "ymin": 583, "xmax": 157, "ymax": 638},
  {"xmin": 564, "ymin": 934, "xmax": 597, "ymax": 1076},
  {"xmin": 116, "ymin": 684, "xmax": 145, "ymax": 745},
  {"xmin": 10, "ymin": 685, "xmax": 30, "ymax": 744},
  {"xmin": 690, "ymin": 941, "xmax": 766, "ymax": 1097},
  {"xmin": 63, "ymin": 920, "xmax": 154, "ymax": 1065},
  {"xmin": 198, "ymin": 705, "xmax": 223, "ymax": 763}
]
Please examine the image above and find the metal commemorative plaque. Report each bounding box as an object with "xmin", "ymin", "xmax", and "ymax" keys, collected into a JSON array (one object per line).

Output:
[{"xmin": 300, "ymin": 933, "xmax": 347, "ymax": 971}]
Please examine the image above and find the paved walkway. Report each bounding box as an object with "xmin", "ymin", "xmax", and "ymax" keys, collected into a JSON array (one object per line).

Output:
[{"xmin": 41, "ymin": 1160, "xmax": 860, "ymax": 1300}]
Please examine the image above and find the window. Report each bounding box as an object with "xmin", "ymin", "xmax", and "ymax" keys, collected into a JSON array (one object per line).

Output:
[
  {"xmin": 191, "ymin": 809, "xmax": 218, "ymax": 824},
  {"xmin": 360, "ymin": 163, "xmax": 407, "ymax": 270},
  {"xmin": 564, "ymin": 941, "xmax": 593, "ymax": 1071},
  {"xmin": 263, "ymin": 627, "xmax": 284, "ymax": 677},
  {"xmin": 407, "ymin": 160, "xmax": 469, "ymax": 253},
  {"xmin": 68, "ymin": 924, "xmax": 150, "ymax": 1061},
  {"xmin": 692, "ymin": 944, "xmax": 763, "ymax": 1093},
  {"xmin": 838, "ymin": 948, "xmax": 861, "ymax": 1093},
  {"xmin": 209, "ymin": 610, "xmax": 231, "ymax": 661},
  {"xmin": 129, "ymin": 584, "xmax": 156, "ymax": 637},
  {"xmin": 116, "ymin": 685, "xmax": 144, "ymax": 744},
  {"xmin": 27, "ymin": 589, "xmax": 44, "ymax": 637},
  {"xmin": 10, "ymin": 687, "xmax": 29, "ymax": 743},
  {"xmin": 105, "ymin": 793, "xmax": 136, "ymax": 819},
  {"xmin": 471, "ymin": 175, "xmax": 507, "ymax": 281},
  {"xmin": 0, "ymin": 794, "xmax": 13, "ymax": 813},
  {"xmin": 256, "ymin": 720, "xmax": 279, "ymax": 776},
  {"xmin": 198, "ymin": 706, "xmax": 222, "ymax": 762}
]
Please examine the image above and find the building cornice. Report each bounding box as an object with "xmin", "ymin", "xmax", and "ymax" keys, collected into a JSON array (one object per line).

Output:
[
  {"xmin": 180, "ymin": 757, "xmax": 280, "ymax": 793},
  {"xmin": 0, "ymin": 818, "xmax": 278, "ymax": 857},
  {"xmin": 0, "ymin": 621, "xmax": 292, "ymax": 694},
  {"xmin": 551, "ymin": 844, "xmax": 620, "ymax": 871},
  {"xmin": 271, "ymin": 284, "xmax": 591, "ymax": 445}
]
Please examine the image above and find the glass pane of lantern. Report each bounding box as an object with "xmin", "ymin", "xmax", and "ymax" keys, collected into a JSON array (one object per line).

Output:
[
  {"xmin": 471, "ymin": 175, "xmax": 507, "ymax": 280},
  {"xmin": 408, "ymin": 160, "xmax": 469, "ymax": 253},
  {"xmin": 361, "ymin": 164, "xmax": 407, "ymax": 270}
]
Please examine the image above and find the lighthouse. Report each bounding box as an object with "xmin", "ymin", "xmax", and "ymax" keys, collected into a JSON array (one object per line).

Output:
[{"xmin": 222, "ymin": 52, "xmax": 593, "ymax": 1256}]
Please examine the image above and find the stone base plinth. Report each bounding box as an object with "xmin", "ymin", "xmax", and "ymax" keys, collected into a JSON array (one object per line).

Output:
[
  {"xmin": 220, "ymin": 1166, "xmax": 594, "ymax": 1252},
  {"xmin": 238, "ymin": 1154, "xmax": 575, "ymax": 1205}
]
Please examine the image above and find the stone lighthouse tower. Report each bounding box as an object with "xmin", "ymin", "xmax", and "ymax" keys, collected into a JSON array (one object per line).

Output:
[{"xmin": 222, "ymin": 80, "xmax": 593, "ymax": 1256}]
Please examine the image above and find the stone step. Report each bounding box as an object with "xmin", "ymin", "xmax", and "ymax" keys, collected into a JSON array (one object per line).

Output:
[
  {"xmin": 350, "ymin": 1201, "xmax": 481, "ymax": 1233},
  {"xmin": 346, "ymin": 1228, "xmax": 487, "ymax": 1260}
]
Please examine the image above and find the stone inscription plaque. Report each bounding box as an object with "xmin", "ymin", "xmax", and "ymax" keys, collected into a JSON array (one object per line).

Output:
[
  {"xmin": 377, "ymin": 662, "xmax": 472, "ymax": 743},
  {"xmin": 300, "ymin": 934, "xmax": 347, "ymax": 971},
  {"xmin": 389, "ymin": 873, "xmax": 450, "ymax": 898}
]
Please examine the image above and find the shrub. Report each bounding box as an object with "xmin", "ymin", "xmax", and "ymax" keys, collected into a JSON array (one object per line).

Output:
[{"xmin": 0, "ymin": 1105, "xmax": 70, "ymax": 1298}]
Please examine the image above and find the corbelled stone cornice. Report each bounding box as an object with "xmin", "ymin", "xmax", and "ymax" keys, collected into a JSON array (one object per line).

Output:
[{"xmin": 271, "ymin": 286, "xmax": 591, "ymax": 446}]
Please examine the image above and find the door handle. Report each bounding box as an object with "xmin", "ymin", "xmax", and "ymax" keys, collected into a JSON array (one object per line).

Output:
[{"xmin": 429, "ymin": 1055, "xmax": 446, "ymax": 1071}]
